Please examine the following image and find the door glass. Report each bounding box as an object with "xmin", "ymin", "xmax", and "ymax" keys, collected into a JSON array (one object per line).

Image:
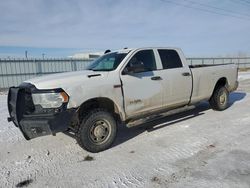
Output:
[
  {"xmin": 158, "ymin": 49, "xmax": 183, "ymax": 69},
  {"xmin": 125, "ymin": 50, "xmax": 156, "ymax": 73}
]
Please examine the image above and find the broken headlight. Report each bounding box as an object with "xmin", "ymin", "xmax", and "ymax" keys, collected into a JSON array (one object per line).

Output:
[{"xmin": 32, "ymin": 92, "xmax": 69, "ymax": 109}]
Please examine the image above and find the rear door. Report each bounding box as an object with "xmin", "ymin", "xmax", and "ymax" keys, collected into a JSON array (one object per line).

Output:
[
  {"xmin": 120, "ymin": 49, "xmax": 164, "ymax": 118},
  {"xmin": 156, "ymin": 49, "xmax": 192, "ymax": 108}
]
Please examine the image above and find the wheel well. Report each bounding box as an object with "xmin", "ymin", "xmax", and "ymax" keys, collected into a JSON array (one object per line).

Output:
[
  {"xmin": 215, "ymin": 77, "xmax": 228, "ymax": 89},
  {"xmin": 211, "ymin": 77, "xmax": 228, "ymax": 97},
  {"xmin": 77, "ymin": 97, "xmax": 121, "ymax": 122}
]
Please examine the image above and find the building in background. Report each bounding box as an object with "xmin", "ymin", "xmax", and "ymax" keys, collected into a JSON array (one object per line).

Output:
[{"xmin": 70, "ymin": 51, "xmax": 103, "ymax": 59}]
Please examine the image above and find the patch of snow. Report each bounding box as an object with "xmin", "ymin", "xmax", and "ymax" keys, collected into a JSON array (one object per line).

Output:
[
  {"xmin": 0, "ymin": 79, "xmax": 250, "ymax": 187},
  {"xmin": 238, "ymin": 71, "xmax": 250, "ymax": 81}
]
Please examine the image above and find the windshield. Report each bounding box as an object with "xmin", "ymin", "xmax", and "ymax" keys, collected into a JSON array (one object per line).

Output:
[{"xmin": 87, "ymin": 52, "xmax": 128, "ymax": 71}]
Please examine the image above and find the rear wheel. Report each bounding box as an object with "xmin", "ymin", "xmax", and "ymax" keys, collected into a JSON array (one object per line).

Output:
[
  {"xmin": 209, "ymin": 86, "xmax": 229, "ymax": 111},
  {"xmin": 77, "ymin": 108, "xmax": 117, "ymax": 153}
]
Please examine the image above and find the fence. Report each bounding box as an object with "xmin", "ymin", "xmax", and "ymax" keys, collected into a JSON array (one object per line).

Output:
[
  {"xmin": 0, "ymin": 58, "xmax": 93, "ymax": 88},
  {"xmin": 0, "ymin": 57, "xmax": 250, "ymax": 88}
]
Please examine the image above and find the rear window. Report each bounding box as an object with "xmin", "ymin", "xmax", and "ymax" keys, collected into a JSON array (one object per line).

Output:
[{"xmin": 158, "ymin": 49, "xmax": 183, "ymax": 69}]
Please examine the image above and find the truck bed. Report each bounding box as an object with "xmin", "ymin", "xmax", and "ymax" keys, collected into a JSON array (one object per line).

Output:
[{"xmin": 189, "ymin": 63, "xmax": 238, "ymax": 104}]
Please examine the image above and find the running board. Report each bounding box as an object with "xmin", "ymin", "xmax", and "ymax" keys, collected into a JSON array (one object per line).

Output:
[{"xmin": 127, "ymin": 105, "xmax": 195, "ymax": 128}]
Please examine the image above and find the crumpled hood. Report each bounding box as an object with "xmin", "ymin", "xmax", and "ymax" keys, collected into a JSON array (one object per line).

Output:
[{"xmin": 25, "ymin": 70, "xmax": 109, "ymax": 90}]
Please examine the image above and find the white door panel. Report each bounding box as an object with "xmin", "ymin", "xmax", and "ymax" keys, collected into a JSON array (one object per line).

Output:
[
  {"xmin": 121, "ymin": 71, "xmax": 163, "ymax": 117},
  {"xmin": 156, "ymin": 49, "xmax": 192, "ymax": 108},
  {"xmin": 159, "ymin": 69, "xmax": 192, "ymax": 107}
]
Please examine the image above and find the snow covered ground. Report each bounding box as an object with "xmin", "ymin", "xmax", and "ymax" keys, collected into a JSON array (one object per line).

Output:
[{"xmin": 0, "ymin": 72, "xmax": 250, "ymax": 188}]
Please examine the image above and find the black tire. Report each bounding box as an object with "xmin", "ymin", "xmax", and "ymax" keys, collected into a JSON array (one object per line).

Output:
[
  {"xmin": 77, "ymin": 108, "xmax": 117, "ymax": 153},
  {"xmin": 209, "ymin": 86, "xmax": 229, "ymax": 111}
]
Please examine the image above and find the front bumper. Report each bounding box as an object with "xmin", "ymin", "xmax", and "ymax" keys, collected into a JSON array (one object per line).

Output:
[{"xmin": 7, "ymin": 85, "xmax": 75, "ymax": 140}]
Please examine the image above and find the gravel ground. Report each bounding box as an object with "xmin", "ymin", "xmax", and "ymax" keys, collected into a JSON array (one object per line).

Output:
[{"xmin": 0, "ymin": 72, "xmax": 250, "ymax": 188}]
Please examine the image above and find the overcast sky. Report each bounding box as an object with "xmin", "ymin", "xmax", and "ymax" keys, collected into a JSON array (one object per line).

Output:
[{"xmin": 0, "ymin": 0, "xmax": 250, "ymax": 58}]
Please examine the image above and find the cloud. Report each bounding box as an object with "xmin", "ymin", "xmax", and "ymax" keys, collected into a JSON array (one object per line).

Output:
[{"xmin": 0, "ymin": 0, "xmax": 250, "ymax": 56}]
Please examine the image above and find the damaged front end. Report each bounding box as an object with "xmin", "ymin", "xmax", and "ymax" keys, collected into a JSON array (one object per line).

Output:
[{"xmin": 7, "ymin": 83, "xmax": 75, "ymax": 140}]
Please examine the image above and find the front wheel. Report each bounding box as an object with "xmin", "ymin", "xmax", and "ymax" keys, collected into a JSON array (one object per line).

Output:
[
  {"xmin": 77, "ymin": 109, "xmax": 117, "ymax": 153},
  {"xmin": 209, "ymin": 86, "xmax": 229, "ymax": 111}
]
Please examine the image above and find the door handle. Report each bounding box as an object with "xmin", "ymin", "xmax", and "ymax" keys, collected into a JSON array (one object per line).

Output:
[
  {"xmin": 182, "ymin": 72, "xmax": 191, "ymax": 76},
  {"xmin": 151, "ymin": 76, "xmax": 162, "ymax": 80}
]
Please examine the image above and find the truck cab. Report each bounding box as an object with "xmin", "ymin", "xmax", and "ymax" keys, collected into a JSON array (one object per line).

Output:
[{"xmin": 120, "ymin": 48, "xmax": 192, "ymax": 118}]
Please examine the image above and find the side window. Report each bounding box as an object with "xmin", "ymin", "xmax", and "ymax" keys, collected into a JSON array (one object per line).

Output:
[
  {"xmin": 158, "ymin": 50, "xmax": 183, "ymax": 69},
  {"xmin": 125, "ymin": 50, "xmax": 156, "ymax": 73}
]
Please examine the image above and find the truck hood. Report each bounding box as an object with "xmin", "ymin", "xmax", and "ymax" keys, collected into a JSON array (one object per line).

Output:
[{"xmin": 25, "ymin": 70, "xmax": 109, "ymax": 90}]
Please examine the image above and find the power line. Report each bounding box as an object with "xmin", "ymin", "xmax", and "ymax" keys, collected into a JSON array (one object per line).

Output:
[
  {"xmin": 231, "ymin": 0, "xmax": 250, "ymax": 6},
  {"xmin": 160, "ymin": 0, "xmax": 250, "ymax": 21},
  {"xmin": 239, "ymin": 0, "xmax": 250, "ymax": 4},
  {"xmin": 183, "ymin": 0, "xmax": 250, "ymax": 18}
]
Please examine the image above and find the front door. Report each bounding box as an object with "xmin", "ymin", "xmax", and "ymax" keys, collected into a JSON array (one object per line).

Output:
[{"xmin": 120, "ymin": 49, "xmax": 164, "ymax": 118}]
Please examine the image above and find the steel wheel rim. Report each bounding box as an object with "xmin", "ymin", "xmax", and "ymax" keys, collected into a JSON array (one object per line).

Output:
[
  {"xmin": 219, "ymin": 91, "xmax": 227, "ymax": 105},
  {"xmin": 89, "ymin": 119, "xmax": 111, "ymax": 145}
]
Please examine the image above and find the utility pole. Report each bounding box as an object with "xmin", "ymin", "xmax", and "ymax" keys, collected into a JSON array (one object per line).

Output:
[
  {"xmin": 42, "ymin": 53, "xmax": 45, "ymax": 59},
  {"xmin": 25, "ymin": 50, "xmax": 28, "ymax": 59}
]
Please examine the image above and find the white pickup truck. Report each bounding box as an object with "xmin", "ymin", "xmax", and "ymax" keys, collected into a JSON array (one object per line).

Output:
[{"xmin": 7, "ymin": 47, "xmax": 238, "ymax": 152}]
